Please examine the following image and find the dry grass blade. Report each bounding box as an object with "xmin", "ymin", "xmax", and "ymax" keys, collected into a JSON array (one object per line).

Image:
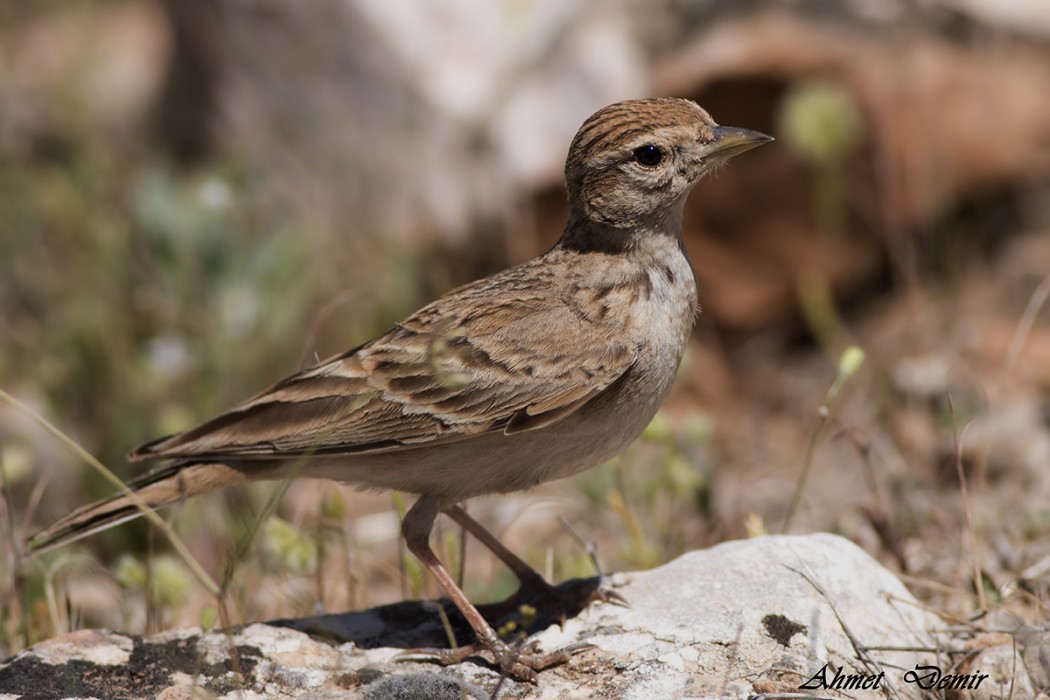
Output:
[
  {"xmin": 788, "ymin": 564, "xmax": 908, "ymax": 700},
  {"xmin": 1004, "ymin": 273, "xmax": 1050, "ymax": 374},
  {"xmin": 0, "ymin": 388, "xmax": 221, "ymax": 598},
  {"xmin": 945, "ymin": 392, "xmax": 985, "ymax": 613}
]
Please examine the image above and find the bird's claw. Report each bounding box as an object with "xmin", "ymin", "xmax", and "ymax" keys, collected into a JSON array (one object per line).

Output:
[
  {"xmin": 399, "ymin": 638, "xmax": 593, "ymax": 682},
  {"xmin": 590, "ymin": 586, "xmax": 630, "ymax": 608}
]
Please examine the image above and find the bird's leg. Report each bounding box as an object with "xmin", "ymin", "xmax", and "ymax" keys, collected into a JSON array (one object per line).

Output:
[
  {"xmin": 401, "ymin": 497, "xmax": 589, "ymax": 681},
  {"xmin": 444, "ymin": 505, "xmax": 626, "ymax": 623},
  {"xmin": 444, "ymin": 505, "xmax": 546, "ymax": 588}
]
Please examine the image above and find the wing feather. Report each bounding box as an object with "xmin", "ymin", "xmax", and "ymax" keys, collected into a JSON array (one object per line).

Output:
[{"xmin": 130, "ymin": 270, "xmax": 636, "ymax": 462}]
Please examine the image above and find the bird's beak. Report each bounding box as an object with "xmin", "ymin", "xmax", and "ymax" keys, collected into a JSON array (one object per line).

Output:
[{"xmin": 705, "ymin": 126, "xmax": 774, "ymax": 161}]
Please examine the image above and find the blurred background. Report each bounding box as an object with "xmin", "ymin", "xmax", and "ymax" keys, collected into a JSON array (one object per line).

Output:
[{"xmin": 2, "ymin": 0, "xmax": 1050, "ymax": 668}]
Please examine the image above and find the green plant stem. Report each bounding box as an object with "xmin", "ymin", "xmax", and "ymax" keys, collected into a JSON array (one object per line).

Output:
[
  {"xmin": 782, "ymin": 347, "xmax": 865, "ymax": 533},
  {"xmin": 782, "ymin": 404, "xmax": 829, "ymax": 534}
]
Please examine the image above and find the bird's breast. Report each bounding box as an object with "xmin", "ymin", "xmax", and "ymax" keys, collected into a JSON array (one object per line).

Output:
[{"xmin": 631, "ymin": 249, "xmax": 698, "ymax": 364}]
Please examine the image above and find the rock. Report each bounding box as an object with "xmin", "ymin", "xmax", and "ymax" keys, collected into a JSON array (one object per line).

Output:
[
  {"xmin": 532, "ymin": 533, "xmax": 942, "ymax": 698},
  {"xmin": 0, "ymin": 534, "xmax": 944, "ymax": 699}
]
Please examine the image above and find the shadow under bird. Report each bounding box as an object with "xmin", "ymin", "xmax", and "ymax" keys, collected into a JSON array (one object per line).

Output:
[{"xmin": 29, "ymin": 98, "xmax": 771, "ymax": 681}]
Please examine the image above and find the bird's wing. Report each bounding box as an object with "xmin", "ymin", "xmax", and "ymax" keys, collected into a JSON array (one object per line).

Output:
[{"xmin": 130, "ymin": 277, "xmax": 636, "ymax": 461}]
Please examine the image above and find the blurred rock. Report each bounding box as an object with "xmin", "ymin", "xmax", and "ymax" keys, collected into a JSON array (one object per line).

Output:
[
  {"xmin": 893, "ymin": 353, "xmax": 953, "ymax": 397},
  {"xmin": 207, "ymin": 0, "xmax": 645, "ymax": 250}
]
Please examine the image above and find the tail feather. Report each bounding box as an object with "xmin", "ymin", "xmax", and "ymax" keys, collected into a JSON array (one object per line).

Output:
[{"xmin": 27, "ymin": 462, "xmax": 245, "ymax": 555}]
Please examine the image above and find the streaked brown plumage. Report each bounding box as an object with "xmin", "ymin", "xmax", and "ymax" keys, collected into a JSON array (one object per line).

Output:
[{"xmin": 29, "ymin": 98, "xmax": 771, "ymax": 680}]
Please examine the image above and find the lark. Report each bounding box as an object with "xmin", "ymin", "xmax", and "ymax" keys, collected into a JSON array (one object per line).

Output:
[{"xmin": 30, "ymin": 98, "xmax": 771, "ymax": 680}]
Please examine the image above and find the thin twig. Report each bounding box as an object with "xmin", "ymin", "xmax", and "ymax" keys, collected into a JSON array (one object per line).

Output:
[{"xmin": 558, "ymin": 516, "xmax": 604, "ymax": 577}]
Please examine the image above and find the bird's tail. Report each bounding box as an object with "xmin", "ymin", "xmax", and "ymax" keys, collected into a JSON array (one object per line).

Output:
[{"xmin": 27, "ymin": 462, "xmax": 245, "ymax": 555}]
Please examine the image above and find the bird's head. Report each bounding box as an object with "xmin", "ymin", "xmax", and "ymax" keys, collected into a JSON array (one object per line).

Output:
[{"xmin": 565, "ymin": 98, "xmax": 772, "ymax": 230}]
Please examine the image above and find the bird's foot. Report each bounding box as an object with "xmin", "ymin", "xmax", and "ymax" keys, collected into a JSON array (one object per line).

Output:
[
  {"xmin": 401, "ymin": 636, "xmax": 592, "ymax": 682},
  {"xmin": 576, "ymin": 582, "xmax": 629, "ymax": 608},
  {"xmin": 500, "ymin": 573, "xmax": 628, "ymax": 628}
]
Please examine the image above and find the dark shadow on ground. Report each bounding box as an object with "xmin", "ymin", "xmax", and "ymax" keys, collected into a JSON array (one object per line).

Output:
[{"xmin": 269, "ymin": 575, "xmax": 609, "ymax": 649}]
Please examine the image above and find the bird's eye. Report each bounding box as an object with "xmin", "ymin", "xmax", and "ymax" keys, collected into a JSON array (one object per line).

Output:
[{"xmin": 632, "ymin": 144, "xmax": 664, "ymax": 167}]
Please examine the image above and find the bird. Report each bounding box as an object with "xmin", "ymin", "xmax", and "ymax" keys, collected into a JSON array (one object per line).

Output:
[{"xmin": 28, "ymin": 98, "xmax": 771, "ymax": 680}]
